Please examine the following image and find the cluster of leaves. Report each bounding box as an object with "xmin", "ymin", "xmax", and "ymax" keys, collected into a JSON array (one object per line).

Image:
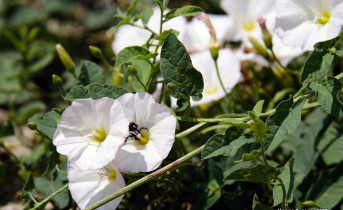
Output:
[{"xmin": 1, "ymin": 0, "xmax": 343, "ymax": 209}]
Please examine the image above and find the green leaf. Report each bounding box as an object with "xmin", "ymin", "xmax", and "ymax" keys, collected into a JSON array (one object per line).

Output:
[
  {"xmin": 265, "ymin": 96, "xmax": 306, "ymax": 151},
  {"xmin": 44, "ymin": 146, "xmax": 60, "ymax": 175},
  {"xmin": 273, "ymin": 158, "xmax": 294, "ymax": 206},
  {"xmin": 160, "ymin": 33, "xmax": 204, "ymax": 105},
  {"xmin": 153, "ymin": 0, "xmax": 166, "ymax": 12},
  {"xmin": 130, "ymin": 59, "xmax": 152, "ymax": 91},
  {"xmin": 34, "ymin": 171, "xmax": 69, "ymax": 209},
  {"xmin": 77, "ymin": 60, "xmax": 109, "ymax": 86},
  {"xmin": 202, "ymin": 126, "xmax": 245, "ymax": 160},
  {"xmin": 65, "ymin": 84, "xmax": 128, "ymax": 101},
  {"xmin": 253, "ymin": 100, "xmax": 264, "ymax": 117},
  {"xmin": 28, "ymin": 109, "xmax": 62, "ymax": 140},
  {"xmin": 140, "ymin": 8, "xmax": 153, "ymax": 25},
  {"xmin": 339, "ymin": 135, "xmax": 343, "ymax": 157},
  {"xmin": 252, "ymin": 194, "xmax": 272, "ymax": 210},
  {"xmin": 292, "ymin": 109, "xmax": 339, "ymax": 187},
  {"xmin": 110, "ymin": 17, "xmax": 130, "ymax": 33},
  {"xmin": 321, "ymin": 136, "xmax": 343, "ymax": 165},
  {"xmin": 21, "ymin": 172, "xmax": 34, "ymax": 202},
  {"xmin": 155, "ymin": 29, "xmax": 180, "ymax": 41},
  {"xmin": 308, "ymin": 76, "xmax": 343, "ymax": 117},
  {"xmin": 225, "ymin": 164, "xmax": 278, "ymax": 183},
  {"xmin": 235, "ymin": 150, "xmax": 262, "ymax": 163},
  {"xmin": 305, "ymin": 165, "xmax": 343, "ymax": 209},
  {"xmin": 301, "ymin": 31, "xmax": 343, "ymax": 118},
  {"xmin": 15, "ymin": 101, "xmax": 46, "ymax": 125},
  {"xmin": 115, "ymin": 46, "xmax": 150, "ymax": 67},
  {"xmin": 165, "ymin": 5, "xmax": 202, "ymax": 19}
]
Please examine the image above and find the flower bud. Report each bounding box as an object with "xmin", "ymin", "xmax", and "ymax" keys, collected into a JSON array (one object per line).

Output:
[
  {"xmin": 167, "ymin": 82, "xmax": 177, "ymax": 93},
  {"xmin": 56, "ymin": 44, "xmax": 75, "ymax": 74},
  {"xmin": 209, "ymin": 38, "xmax": 221, "ymax": 61},
  {"xmin": 258, "ymin": 18, "xmax": 273, "ymax": 50},
  {"xmin": 248, "ymin": 36, "xmax": 270, "ymax": 61},
  {"xmin": 52, "ymin": 74, "xmax": 63, "ymax": 87},
  {"xmin": 27, "ymin": 121, "xmax": 37, "ymax": 130},
  {"xmin": 89, "ymin": 45, "xmax": 103, "ymax": 58}
]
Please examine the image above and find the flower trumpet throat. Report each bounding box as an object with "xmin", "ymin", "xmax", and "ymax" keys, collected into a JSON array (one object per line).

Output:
[
  {"xmin": 316, "ymin": 10, "xmax": 331, "ymax": 25},
  {"xmin": 137, "ymin": 130, "xmax": 150, "ymax": 145},
  {"xmin": 92, "ymin": 128, "xmax": 107, "ymax": 143}
]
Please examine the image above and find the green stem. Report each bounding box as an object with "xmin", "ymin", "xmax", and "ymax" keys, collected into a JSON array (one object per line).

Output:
[
  {"xmin": 85, "ymin": 145, "xmax": 205, "ymax": 210},
  {"xmin": 175, "ymin": 122, "xmax": 207, "ymax": 139},
  {"xmin": 277, "ymin": 177, "xmax": 288, "ymax": 210},
  {"xmin": 259, "ymin": 137, "xmax": 269, "ymax": 166},
  {"xmin": 31, "ymin": 183, "xmax": 69, "ymax": 210},
  {"xmin": 176, "ymin": 116, "xmax": 247, "ymax": 126},
  {"xmin": 0, "ymin": 138, "xmax": 23, "ymax": 167},
  {"xmin": 271, "ymin": 49, "xmax": 299, "ymax": 76},
  {"xmin": 29, "ymin": 192, "xmax": 38, "ymax": 204},
  {"xmin": 335, "ymin": 71, "xmax": 343, "ymax": 80},
  {"xmin": 214, "ymin": 59, "xmax": 228, "ymax": 97}
]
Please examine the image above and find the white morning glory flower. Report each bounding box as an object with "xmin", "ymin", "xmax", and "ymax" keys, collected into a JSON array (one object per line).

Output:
[
  {"xmin": 181, "ymin": 14, "xmax": 232, "ymax": 53},
  {"xmin": 111, "ymin": 92, "xmax": 176, "ymax": 173},
  {"xmin": 68, "ymin": 161, "xmax": 125, "ymax": 210},
  {"xmin": 276, "ymin": 0, "xmax": 343, "ymax": 51},
  {"xmin": 112, "ymin": 7, "xmax": 187, "ymax": 55},
  {"xmin": 190, "ymin": 49, "xmax": 241, "ymax": 106},
  {"xmin": 221, "ymin": 0, "xmax": 304, "ymax": 65},
  {"xmin": 220, "ymin": 0, "xmax": 276, "ymax": 46},
  {"xmin": 53, "ymin": 97, "xmax": 129, "ymax": 170}
]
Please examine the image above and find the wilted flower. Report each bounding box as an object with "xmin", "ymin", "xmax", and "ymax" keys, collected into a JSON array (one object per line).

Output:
[
  {"xmin": 53, "ymin": 97, "xmax": 129, "ymax": 170},
  {"xmin": 112, "ymin": 92, "xmax": 176, "ymax": 173},
  {"xmin": 68, "ymin": 161, "xmax": 125, "ymax": 210},
  {"xmin": 276, "ymin": 0, "xmax": 343, "ymax": 50}
]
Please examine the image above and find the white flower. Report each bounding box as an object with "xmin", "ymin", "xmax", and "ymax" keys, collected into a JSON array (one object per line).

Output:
[
  {"xmin": 53, "ymin": 97, "xmax": 129, "ymax": 170},
  {"xmin": 111, "ymin": 92, "xmax": 176, "ymax": 173},
  {"xmin": 181, "ymin": 14, "xmax": 232, "ymax": 53},
  {"xmin": 220, "ymin": 0, "xmax": 305, "ymax": 65},
  {"xmin": 112, "ymin": 7, "xmax": 187, "ymax": 55},
  {"xmin": 68, "ymin": 161, "xmax": 125, "ymax": 210},
  {"xmin": 190, "ymin": 49, "xmax": 241, "ymax": 106},
  {"xmin": 276, "ymin": 0, "xmax": 343, "ymax": 51},
  {"xmin": 220, "ymin": 0, "xmax": 276, "ymax": 46}
]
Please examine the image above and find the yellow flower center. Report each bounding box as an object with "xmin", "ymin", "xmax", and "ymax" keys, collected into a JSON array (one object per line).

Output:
[
  {"xmin": 108, "ymin": 166, "xmax": 117, "ymax": 182},
  {"xmin": 137, "ymin": 129, "xmax": 150, "ymax": 146},
  {"xmin": 243, "ymin": 21, "xmax": 256, "ymax": 31},
  {"xmin": 317, "ymin": 10, "xmax": 331, "ymax": 25},
  {"xmin": 92, "ymin": 128, "xmax": 107, "ymax": 143},
  {"xmin": 206, "ymin": 86, "xmax": 219, "ymax": 95}
]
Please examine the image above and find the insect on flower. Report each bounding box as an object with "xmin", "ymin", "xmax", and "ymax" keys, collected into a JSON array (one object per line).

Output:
[{"xmin": 124, "ymin": 122, "xmax": 149, "ymax": 144}]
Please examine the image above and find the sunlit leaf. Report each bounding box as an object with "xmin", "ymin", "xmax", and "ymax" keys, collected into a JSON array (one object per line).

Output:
[
  {"xmin": 273, "ymin": 158, "xmax": 294, "ymax": 206},
  {"xmin": 65, "ymin": 84, "xmax": 128, "ymax": 101}
]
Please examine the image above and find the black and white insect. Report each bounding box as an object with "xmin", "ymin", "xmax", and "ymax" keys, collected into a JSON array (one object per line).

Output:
[{"xmin": 124, "ymin": 122, "xmax": 149, "ymax": 144}]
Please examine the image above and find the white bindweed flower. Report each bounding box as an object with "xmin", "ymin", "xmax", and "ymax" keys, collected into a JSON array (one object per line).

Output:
[
  {"xmin": 220, "ymin": 0, "xmax": 276, "ymax": 47},
  {"xmin": 68, "ymin": 161, "xmax": 125, "ymax": 210},
  {"xmin": 221, "ymin": 0, "xmax": 305, "ymax": 65},
  {"xmin": 53, "ymin": 97, "xmax": 129, "ymax": 170},
  {"xmin": 276, "ymin": 0, "xmax": 343, "ymax": 51},
  {"xmin": 111, "ymin": 92, "xmax": 176, "ymax": 173},
  {"xmin": 112, "ymin": 7, "xmax": 187, "ymax": 55},
  {"xmin": 181, "ymin": 14, "xmax": 232, "ymax": 53},
  {"xmin": 190, "ymin": 49, "xmax": 241, "ymax": 106}
]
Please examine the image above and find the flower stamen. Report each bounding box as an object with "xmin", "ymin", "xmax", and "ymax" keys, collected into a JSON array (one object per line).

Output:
[
  {"xmin": 92, "ymin": 128, "xmax": 107, "ymax": 143},
  {"xmin": 316, "ymin": 10, "xmax": 331, "ymax": 25},
  {"xmin": 243, "ymin": 21, "xmax": 256, "ymax": 31}
]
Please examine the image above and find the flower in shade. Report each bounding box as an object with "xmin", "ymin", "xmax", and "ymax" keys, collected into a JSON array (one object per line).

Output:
[
  {"xmin": 111, "ymin": 92, "xmax": 176, "ymax": 173},
  {"xmin": 275, "ymin": 0, "xmax": 343, "ymax": 50},
  {"xmin": 53, "ymin": 97, "xmax": 129, "ymax": 170},
  {"xmin": 112, "ymin": 7, "xmax": 187, "ymax": 55},
  {"xmin": 190, "ymin": 49, "xmax": 241, "ymax": 106},
  {"xmin": 68, "ymin": 161, "xmax": 125, "ymax": 210}
]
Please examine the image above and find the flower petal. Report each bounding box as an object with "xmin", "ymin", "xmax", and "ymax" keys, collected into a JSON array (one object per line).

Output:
[
  {"xmin": 68, "ymin": 162, "xmax": 125, "ymax": 210},
  {"xmin": 53, "ymin": 97, "xmax": 129, "ymax": 170}
]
